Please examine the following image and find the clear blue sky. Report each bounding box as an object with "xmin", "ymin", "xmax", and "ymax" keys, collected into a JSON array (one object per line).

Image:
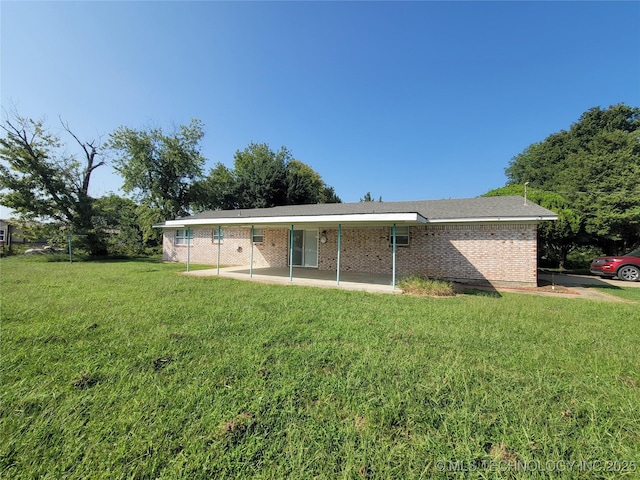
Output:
[{"xmin": 1, "ymin": 1, "xmax": 639, "ymax": 217}]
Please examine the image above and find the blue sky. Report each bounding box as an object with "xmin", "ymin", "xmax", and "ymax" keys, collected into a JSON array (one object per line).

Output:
[{"xmin": 1, "ymin": 1, "xmax": 639, "ymax": 218}]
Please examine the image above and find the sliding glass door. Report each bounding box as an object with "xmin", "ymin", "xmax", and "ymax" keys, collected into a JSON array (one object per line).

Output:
[{"xmin": 290, "ymin": 229, "xmax": 318, "ymax": 267}]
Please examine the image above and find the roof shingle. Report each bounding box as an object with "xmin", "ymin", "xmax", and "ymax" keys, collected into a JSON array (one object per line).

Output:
[{"xmin": 179, "ymin": 196, "xmax": 556, "ymax": 222}]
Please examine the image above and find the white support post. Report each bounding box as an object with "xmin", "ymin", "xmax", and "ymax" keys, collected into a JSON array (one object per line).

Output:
[
  {"xmin": 392, "ymin": 223, "xmax": 397, "ymax": 290},
  {"xmin": 217, "ymin": 226, "xmax": 221, "ymax": 275},
  {"xmin": 250, "ymin": 225, "xmax": 254, "ymax": 278},
  {"xmin": 289, "ymin": 225, "xmax": 294, "ymax": 283},
  {"xmin": 336, "ymin": 224, "xmax": 342, "ymax": 285},
  {"xmin": 187, "ymin": 227, "xmax": 191, "ymax": 273}
]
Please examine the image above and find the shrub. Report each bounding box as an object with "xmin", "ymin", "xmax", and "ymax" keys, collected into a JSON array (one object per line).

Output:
[{"xmin": 397, "ymin": 275, "xmax": 456, "ymax": 297}]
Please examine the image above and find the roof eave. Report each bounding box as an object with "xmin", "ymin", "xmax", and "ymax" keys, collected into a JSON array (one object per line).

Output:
[
  {"xmin": 424, "ymin": 215, "xmax": 558, "ymax": 223},
  {"xmin": 155, "ymin": 212, "xmax": 557, "ymax": 228},
  {"xmin": 159, "ymin": 212, "xmax": 427, "ymax": 228}
]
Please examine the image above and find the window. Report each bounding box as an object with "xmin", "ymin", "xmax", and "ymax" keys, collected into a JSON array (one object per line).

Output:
[
  {"xmin": 175, "ymin": 229, "xmax": 194, "ymax": 245},
  {"xmin": 212, "ymin": 228, "xmax": 224, "ymax": 243},
  {"xmin": 389, "ymin": 226, "xmax": 409, "ymax": 246},
  {"xmin": 0, "ymin": 229, "xmax": 4, "ymax": 243},
  {"xmin": 252, "ymin": 228, "xmax": 264, "ymax": 243}
]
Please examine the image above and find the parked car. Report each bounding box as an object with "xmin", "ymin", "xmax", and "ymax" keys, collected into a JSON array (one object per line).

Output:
[{"xmin": 590, "ymin": 249, "xmax": 640, "ymax": 282}]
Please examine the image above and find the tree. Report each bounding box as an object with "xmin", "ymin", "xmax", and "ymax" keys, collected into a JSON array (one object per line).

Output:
[
  {"xmin": 0, "ymin": 112, "xmax": 106, "ymax": 254},
  {"xmin": 504, "ymin": 104, "xmax": 640, "ymax": 256},
  {"xmin": 286, "ymin": 159, "xmax": 324, "ymax": 205},
  {"xmin": 92, "ymin": 195, "xmax": 159, "ymax": 255},
  {"xmin": 192, "ymin": 143, "xmax": 341, "ymax": 211},
  {"xmin": 108, "ymin": 119, "xmax": 206, "ymax": 219},
  {"xmin": 360, "ymin": 192, "xmax": 382, "ymax": 202},
  {"xmin": 318, "ymin": 185, "xmax": 342, "ymax": 204},
  {"xmin": 190, "ymin": 163, "xmax": 236, "ymax": 211},
  {"xmin": 233, "ymin": 143, "xmax": 288, "ymax": 208}
]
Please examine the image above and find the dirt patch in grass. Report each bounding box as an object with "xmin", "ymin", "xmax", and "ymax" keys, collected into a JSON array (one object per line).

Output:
[
  {"xmin": 355, "ymin": 415, "xmax": 368, "ymax": 431},
  {"xmin": 536, "ymin": 278, "xmax": 579, "ymax": 294},
  {"xmin": 220, "ymin": 412, "xmax": 254, "ymax": 435},
  {"xmin": 488, "ymin": 443, "xmax": 519, "ymax": 463},
  {"xmin": 72, "ymin": 371, "xmax": 100, "ymax": 389},
  {"xmin": 153, "ymin": 356, "xmax": 173, "ymax": 371}
]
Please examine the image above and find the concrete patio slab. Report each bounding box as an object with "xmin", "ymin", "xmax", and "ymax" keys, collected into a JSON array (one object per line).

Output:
[{"xmin": 184, "ymin": 266, "xmax": 401, "ymax": 294}]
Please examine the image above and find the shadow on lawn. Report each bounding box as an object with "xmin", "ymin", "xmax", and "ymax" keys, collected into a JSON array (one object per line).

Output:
[
  {"xmin": 84, "ymin": 255, "xmax": 163, "ymax": 264},
  {"xmin": 458, "ymin": 286, "xmax": 502, "ymax": 298}
]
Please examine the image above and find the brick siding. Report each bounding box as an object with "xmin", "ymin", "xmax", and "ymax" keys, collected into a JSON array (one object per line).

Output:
[
  {"xmin": 163, "ymin": 227, "xmax": 289, "ymax": 267},
  {"xmin": 163, "ymin": 223, "xmax": 538, "ymax": 286}
]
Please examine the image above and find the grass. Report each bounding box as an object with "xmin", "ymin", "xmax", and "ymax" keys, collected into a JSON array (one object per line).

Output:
[
  {"xmin": 1, "ymin": 257, "xmax": 639, "ymax": 479},
  {"xmin": 591, "ymin": 285, "xmax": 640, "ymax": 303},
  {"xmin": 397, "ymin": 276, "xmax": 457, "ymax": 297}
]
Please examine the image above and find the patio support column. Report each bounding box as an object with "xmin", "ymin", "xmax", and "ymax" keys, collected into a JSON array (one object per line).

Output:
[
  {"xmin": 186, "ymin": 227, "xmax": 191, "ymax": 273},
  {"xmin": 392, "ymin": 223, "xmax": 397, "ymax": 290},
  {"xmin": 336, "ymin": 224, "xmax": 342, "ymax": 285},
  {"xmin": 217, "ymin": 226, "xmax": 221, "ymax": 275},
  {"xmin": 289, "ymin": 224, "xmax": 294, "ymax": 283},
  {"xmin": 250, "ymin": 225, "xmax": 254, "ymax": 278}
]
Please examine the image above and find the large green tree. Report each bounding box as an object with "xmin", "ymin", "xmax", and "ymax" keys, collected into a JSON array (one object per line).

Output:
[
  {"xmin": 192, "ymin": 142, "xmax": 340, "ymax": 211},
  {"xmin": 504, "ymin": 104, "xmax": 640, "ymax": 256},
  {"xmin": 92, "ymin": 194, "xmax": 162, "ymax": 256},
  {"xmin": 108, "ymin": 119, "xmax": 206, "ymax": 219},
  {"xmin": 233, "ymin": 143, "xmax": 289, "ymax": 208},
  {"xmin": 0, "ymin": 113, "xmax": 106, "ymax": 254}
]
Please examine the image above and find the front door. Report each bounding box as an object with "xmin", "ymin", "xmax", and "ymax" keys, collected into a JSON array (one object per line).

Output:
[{"xmin": 290, "ymin": 229, "xmax": 318, "ymax": 267}]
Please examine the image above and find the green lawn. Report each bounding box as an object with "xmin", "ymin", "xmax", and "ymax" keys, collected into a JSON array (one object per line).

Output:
[{"xmin": 1, "ymin": 258, "xmax": 639, "ymax": 479}]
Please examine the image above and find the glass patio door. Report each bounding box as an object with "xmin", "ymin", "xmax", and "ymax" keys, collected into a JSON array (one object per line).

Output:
[{"xmin": 290, "ymin": 229, "xmax": 318, "ymax": 267}]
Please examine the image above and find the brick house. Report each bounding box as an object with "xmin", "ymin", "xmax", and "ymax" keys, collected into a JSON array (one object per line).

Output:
[{"xmin": 156, "ymin": 196, "xmax": 557, "ymax": 287}]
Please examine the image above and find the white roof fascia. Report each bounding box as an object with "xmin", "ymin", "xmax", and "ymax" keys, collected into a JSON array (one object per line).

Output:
[
  {"xmin": 423, "ymin": 215, "xmax": 558, "ymax": 223},
  {"xmin": 162, "ymin": 212, "xmax": 426, "ymax": 228}
]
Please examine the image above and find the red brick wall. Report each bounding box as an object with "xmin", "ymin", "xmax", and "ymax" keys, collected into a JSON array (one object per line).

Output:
[
  {"xmin": 163, "ymin": 223, "xmax": 538, "ymax": 286},
  {"xmin": 318, "ymin": 224, "xmax": 537, "ymax": 285},
  {"xmin": 162, "ymin": 227, "xmax": 289, "ymax": 267}
]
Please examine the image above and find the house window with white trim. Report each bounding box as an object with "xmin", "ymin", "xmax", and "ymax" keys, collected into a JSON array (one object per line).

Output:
[
  {"xmin": 175, "ymin": 229, "xmax": 193, "ymax": 245},
  {"xmin": 252, "ymin": 228, "xmax": 264, "ymax": 243},
  {"xmin": 0, "ymin": 229, "xmax": 5, "ymax": 243},
  {"xmin": 212, "ymin": 228, "xmax": 223, "ymax": 243},
  {"xmin": 389, "ymin": 226, "xmax": 409, "ymax": 246}
]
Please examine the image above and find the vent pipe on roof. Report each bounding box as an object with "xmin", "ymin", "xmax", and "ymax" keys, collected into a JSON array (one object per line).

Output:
[{"xmin": 524, "ymin": 182, "xmax": 530, "ymax": 206}]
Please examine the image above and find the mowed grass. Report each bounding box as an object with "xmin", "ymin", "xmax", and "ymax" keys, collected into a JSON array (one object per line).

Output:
[{"xmin": 1, "ymin": 258, "xmax": 639, "ymax": 479}]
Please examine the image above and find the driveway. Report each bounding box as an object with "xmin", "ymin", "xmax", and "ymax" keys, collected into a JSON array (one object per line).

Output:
[{"xmin": 539, "ymin": 271, "xmax": 640, "ymax": 288}]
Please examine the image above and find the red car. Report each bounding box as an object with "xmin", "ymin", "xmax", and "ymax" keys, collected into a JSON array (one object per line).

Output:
[{"xmin": 590, "ymin": 249, "xmax": 640, "ymax": 282}]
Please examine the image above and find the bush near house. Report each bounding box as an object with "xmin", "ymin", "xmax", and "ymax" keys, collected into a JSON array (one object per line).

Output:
[{"xmin": 1, "ymin": 258, "xmax": 638, "ymax": 478}]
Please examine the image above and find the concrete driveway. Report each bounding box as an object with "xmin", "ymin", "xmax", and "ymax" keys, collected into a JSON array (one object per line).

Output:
[{"xmin": 539, "ymin": 271, "xmax": 640, "ymax": 288}]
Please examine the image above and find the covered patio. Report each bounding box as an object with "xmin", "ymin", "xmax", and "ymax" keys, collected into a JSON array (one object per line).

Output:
[{"xmin": 183, "ymin": 265, "xmax": 400, "ymax": 294}]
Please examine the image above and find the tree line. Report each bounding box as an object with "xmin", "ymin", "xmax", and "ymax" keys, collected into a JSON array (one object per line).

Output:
[{"xmin": 0, "ymin": 113, "xmax": 340, "ymax": 256}]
